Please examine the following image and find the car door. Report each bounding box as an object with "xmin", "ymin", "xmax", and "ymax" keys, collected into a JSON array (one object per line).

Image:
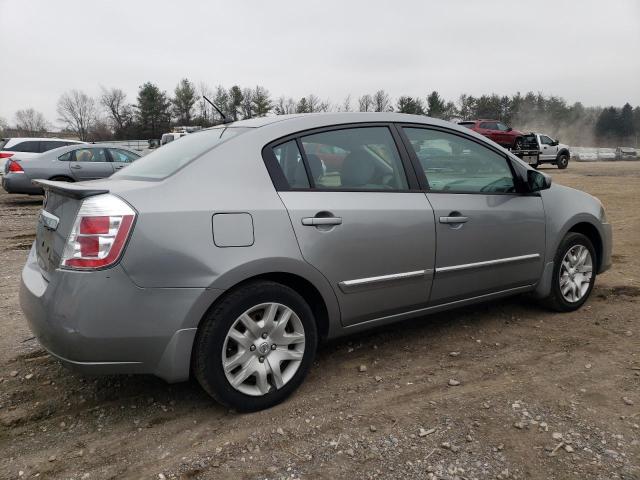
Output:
[
  {"xmin": 264, "ymin": 125, "xmax": 436, "ymax": 326},
  {"xmin": 108, "ymin": 148, "xmax": 139, "ymax": 173},
  {"xmin": 478, "ymin": 121, "xmax": 499, "ymax": 144},
  {"xmin": 400, "ymin": 126, "xmax": 546, "ymax": 304},
  {"xmin": 539, "ymin": 135, "xmax": 557, "ymax": 161},
  {"xmin": 68, "ymin": 147, "xmax": 114, "ymax": 180}
]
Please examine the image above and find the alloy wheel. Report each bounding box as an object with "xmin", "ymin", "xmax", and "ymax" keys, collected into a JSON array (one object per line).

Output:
[
  {"xmin": 559, "ymin": 244, "xmax": 593, "ymax": 303},
  {"xmin": 222, "ymin": 303, "xmax": 306, "ymax": 396}
]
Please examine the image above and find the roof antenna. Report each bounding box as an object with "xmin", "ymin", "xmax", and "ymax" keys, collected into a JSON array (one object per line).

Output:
[{"xmin": 202, "ymin": 95, "xmax": 233, "ymax": 124}]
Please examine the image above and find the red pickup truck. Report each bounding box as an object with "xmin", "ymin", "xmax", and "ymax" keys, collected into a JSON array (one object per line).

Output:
[{"xmin": 459, "ymin": 120, "xmax": 524, "ymax": 150}]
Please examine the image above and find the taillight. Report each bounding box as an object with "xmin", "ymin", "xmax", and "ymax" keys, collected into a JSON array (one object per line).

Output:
[
  {"xmin": 7, "ymin": 160, "xmax": 23, "ymax": 173},
  {"xmin": 61, "ymin": 194, "xmax": 136, "ymax": 270},
  {"xmin": 0, "ymin": 152, "xmax": 15, "ymax": 159}
]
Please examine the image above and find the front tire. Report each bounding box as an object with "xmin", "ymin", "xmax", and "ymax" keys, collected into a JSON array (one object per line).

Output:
[
  {"xmin": 193, "ymin": 281, "xmax": 318, "ymax": 412},
  {"xmin": 542, "ymin": 233, "xmax": 596, "ymax": 312},
  {"xmin": 556, "ymin": 153, "xmax": 569, "ymax": 169}
]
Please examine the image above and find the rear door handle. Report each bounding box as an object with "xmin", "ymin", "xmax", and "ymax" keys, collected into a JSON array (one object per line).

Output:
[
  {"xmin": 439, "ymin": 215, "xmax": 469, "ymax": 224},
  {"xmin": 302, "ymin": 217, "xmax": 342, "ymax": 226},
  {"xmin": 114, "ymin": 165, "xmax": 125, "ymax": 170}
]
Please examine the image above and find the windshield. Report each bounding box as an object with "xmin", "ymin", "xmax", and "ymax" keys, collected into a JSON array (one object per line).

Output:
[{"xmin": 113, "ymin": 127, "xmax": 250, "ymax": 180}]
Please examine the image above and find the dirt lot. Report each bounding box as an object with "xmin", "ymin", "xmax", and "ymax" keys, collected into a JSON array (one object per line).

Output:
[{"xmin": 0, "ymin": 161, "xmax": 638, "ymax": 480}]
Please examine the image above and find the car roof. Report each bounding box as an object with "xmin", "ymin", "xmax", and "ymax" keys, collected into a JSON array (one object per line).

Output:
[
  {"xmin": 38, "ymin": 143, "xmax": 140, "ymax": 158},
  {"xmin": 2, "ymin": 137, "xmax": 83, "ymax": 144}
]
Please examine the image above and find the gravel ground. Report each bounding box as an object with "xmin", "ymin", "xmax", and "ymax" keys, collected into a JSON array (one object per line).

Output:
[{"xmin": 0, "ymin": 161, "xmax": 639, "ymax": 480}]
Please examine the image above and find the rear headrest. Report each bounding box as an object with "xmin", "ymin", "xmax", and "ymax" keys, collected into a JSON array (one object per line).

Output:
[{"xmin": 341, "ymin": 149, "xmax": 376, "ymax": 187}]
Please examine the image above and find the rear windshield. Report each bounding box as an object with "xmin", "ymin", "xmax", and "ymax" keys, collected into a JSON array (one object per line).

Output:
[{"xmin": 112, "ymin": 127, "xmax": 249, "ymax": 180}]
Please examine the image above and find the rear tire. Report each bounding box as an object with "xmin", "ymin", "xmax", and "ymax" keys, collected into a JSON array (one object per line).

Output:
[
  {"xmin": 542, "ymin": 233, "xmax": 596, "ymax": 312},
  {"xmin": 556, "ymin": 153, "xmax": 569, "ymax": 169},
  {"xmin": 193, "ymin": 281, "xmax": 318, "ymax": 412}
]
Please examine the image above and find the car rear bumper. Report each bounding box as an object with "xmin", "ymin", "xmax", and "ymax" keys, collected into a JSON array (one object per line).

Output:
[
  {"xmin": 20, "ymin": 245, "xmax": 223, "ymax": 382},
  {"xmin": 2, "ymin": 173, "xmax": 42, "ymax": 195}
]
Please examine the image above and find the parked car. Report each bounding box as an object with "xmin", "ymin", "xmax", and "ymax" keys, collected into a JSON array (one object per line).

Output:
[
  {"xmin": 615, "ymin": 147, "xmax": 638, "ymax": 160},
  {"xmin": 2, "ymin": 144, "xmax": 140, "ymax": 195},
  {"xmin": 458, "ymin": 120, "xmax": 524, "ymax": 149},
  {"xmin": 0, "ymin": 137, "xmax": 84, "ymax": 172},
  {"xmin": 515, "ymin": 133, "xmax": 571, "ymax": 169},
  {"xmin": 160, "ymin": 132, "xmax": 188, "ymax": 145},
  {"xmin": 21, "ymin": 113, "xmax": 611, "ymax": 412}
]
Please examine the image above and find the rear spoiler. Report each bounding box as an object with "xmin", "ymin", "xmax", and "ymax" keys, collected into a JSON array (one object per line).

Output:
[{"xmin": 33, "ymin": 179, "xmax": 109, "ymax": 199}]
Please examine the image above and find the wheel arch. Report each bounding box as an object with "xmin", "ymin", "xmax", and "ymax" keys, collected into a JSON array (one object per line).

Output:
[
  {"xmin": 567, "ymin": 221, "xmax": 603, "ymax": 272},
  {"xmin": 556, "ymin": 148, "xmax": 570, "ymax": 159}
]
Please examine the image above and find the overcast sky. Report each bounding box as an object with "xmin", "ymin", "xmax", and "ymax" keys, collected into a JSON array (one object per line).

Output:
[{"xmin": 1, "ymin": 0, "xmax": 639, "ymax": 127}]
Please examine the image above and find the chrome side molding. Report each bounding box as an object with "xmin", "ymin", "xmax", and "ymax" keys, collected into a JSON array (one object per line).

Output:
[
  {"xmin": 436, "ymin": 253, "xmax": 541, "ymax": 274},
  {"xmin": 339, "ymin": 269, "xmax": 431, "ymax": 293}
]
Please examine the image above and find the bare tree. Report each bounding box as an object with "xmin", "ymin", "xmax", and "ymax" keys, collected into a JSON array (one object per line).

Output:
[
  {"xmin": 373, "ymin": 90, "xmax": 392, "ymax": 112},
  {"xmin": 99, "ymin": 87, "xmax": 132, "ymax": 137},
  {"xmin": 197, "ymin": 82, "xmax": 215, "ymax": 125},
  {"xmin": 0, "ymin": 116, "xmax": 7, "ymax": 134},
  {"xmin": 274, "ymin": 96, "xmax": 297, "ymax": 115},
  {"xmin": 240, "ymin": 88, "xmax": 254, "ymax": 119},
  {"xmin": 57, "ymin": 90, "xmax": 97, "ymax": 141},
  {"xmin": 358, "ymin": 94, "xmax": 374, "ymax": 112},
  {"xmin": 341, "ymin": 95, "xmax": 352, "ymax": 112},
  {"xmin": 15, "ymin": 108, "xmax": 49, "ymax": 135},
  {"xmin": 307, "ymin": 94, "xmax": 331, "ymax": 113}
]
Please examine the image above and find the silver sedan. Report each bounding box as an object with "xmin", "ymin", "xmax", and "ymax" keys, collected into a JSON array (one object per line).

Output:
[
  {"xmin": 20, "ymin": 113, "xmax": 612, "ymax": 411},
  {"xmin": 2, "ymin": 144, "xmax": 140, "ymax": 194}
]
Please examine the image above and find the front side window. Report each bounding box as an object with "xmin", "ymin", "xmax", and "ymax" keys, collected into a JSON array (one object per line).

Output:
[
  {"xmin": 73, "ymin": 148, "xmax": 109, "ymax": 163},
  {"xmin": 403, "ymin": 128, "xmax": 516, "ymax": 194},
  {"xmin": 299, "ymin": 127, "xmax": 408, "ymax": 190},
  {"xmin": 58, "ymin": 151, "xmax": 72, "ymax": 161},
  {"xmin": 496, "ymin": 122, "xmax": 510, "ymax": 131},
  {"xmin": 540, "ymin": 135, "xmax": 553, "ymax": 145}
]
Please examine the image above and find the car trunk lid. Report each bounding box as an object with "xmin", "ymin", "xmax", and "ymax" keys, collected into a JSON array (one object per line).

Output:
[{"xmin": 32, "ymin": 180, "xmax": 109, "ymax": 280}]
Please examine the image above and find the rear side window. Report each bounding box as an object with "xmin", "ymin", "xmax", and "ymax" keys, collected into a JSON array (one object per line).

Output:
[
  {"xmin": 272, "ymin": 141, "xmax": 309, "ymax": 188},
  {"xmin": 0, "ymin": 139, "xmax": 8, "ymax": 150},
  {"xmin": 58, "ymin": 152, "xmax": 72, "ymax": 161},
  {"xmin": 299, "ymin": 127, "xmax": 408, "ymax": 190},
  {"xmin": 403, "ymin": 127, "xmax": 515, "ymax": 194},
  {"xmin": 479, "ymin": 122, "xmax": 497, "ymax": 130},
  {"xmin": 7, "ymin": 140, "xmax": 40, "ymax": 153},
  {"xmin": 113, "ymin": 127, "xmax": 248, "ymax": 180}
]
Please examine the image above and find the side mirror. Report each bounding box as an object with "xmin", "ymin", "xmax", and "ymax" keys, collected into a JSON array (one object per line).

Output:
[
  {"xmin": 507, "ymin": 127, "xmax": 513, "ymax": 132},
  {"xmin": 551, "ymin": 140, "xmax": 559, "ymax": 146},
  {"xmin": 527, "ymin": 170, "xmax": 552, "ymax": 192}
]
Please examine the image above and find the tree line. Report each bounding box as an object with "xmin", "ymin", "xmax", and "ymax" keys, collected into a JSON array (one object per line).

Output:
[{"xmin": 2, "ymin": 79, "xmax": 639, "ymax": 147}]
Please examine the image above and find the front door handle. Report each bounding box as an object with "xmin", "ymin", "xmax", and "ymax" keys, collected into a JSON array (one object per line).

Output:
[
  {"xmin": 70, "ymin": 164, "xmax": 82, "ymax": 169},
  {"xmin": 114, "ymin": 165, "xmax": 125, "ymax": 170},
  {"xmin": 439, "ymin": 215, "xmax": 469, "ymax": 224},
  {"xmin": 302, "ymin": 217, "xmax": 342, "ymax": 226}
]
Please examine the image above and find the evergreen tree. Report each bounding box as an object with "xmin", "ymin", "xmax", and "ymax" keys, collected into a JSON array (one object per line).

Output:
[
  {"xmin": 228, "ymin": 86, "xmax": 243, "ymax": 121},
  {"xmin": 135, "ymin": 82, "xmax": 171, "ymax": 139},
  {"xmin": 426, "ymin": 91, "xmax": 446, "ymax": 118},
  {"xmin": 296, "ymin": 97, "xmax": 310, "ymax": 113},
  {"xmin": 396, "ymin": 96, "xmax": 424, "ymax": 115},
  {"xmin": 172, "ymin": 78, "xmax": 196, "ymax": 125},
  {"xmin": 620, "ymin": 103, "xmax": 635, "ymax": 139},
  {"xmin": 251, "ymin": 86, "xmax": 272, "ymax": 116}
]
